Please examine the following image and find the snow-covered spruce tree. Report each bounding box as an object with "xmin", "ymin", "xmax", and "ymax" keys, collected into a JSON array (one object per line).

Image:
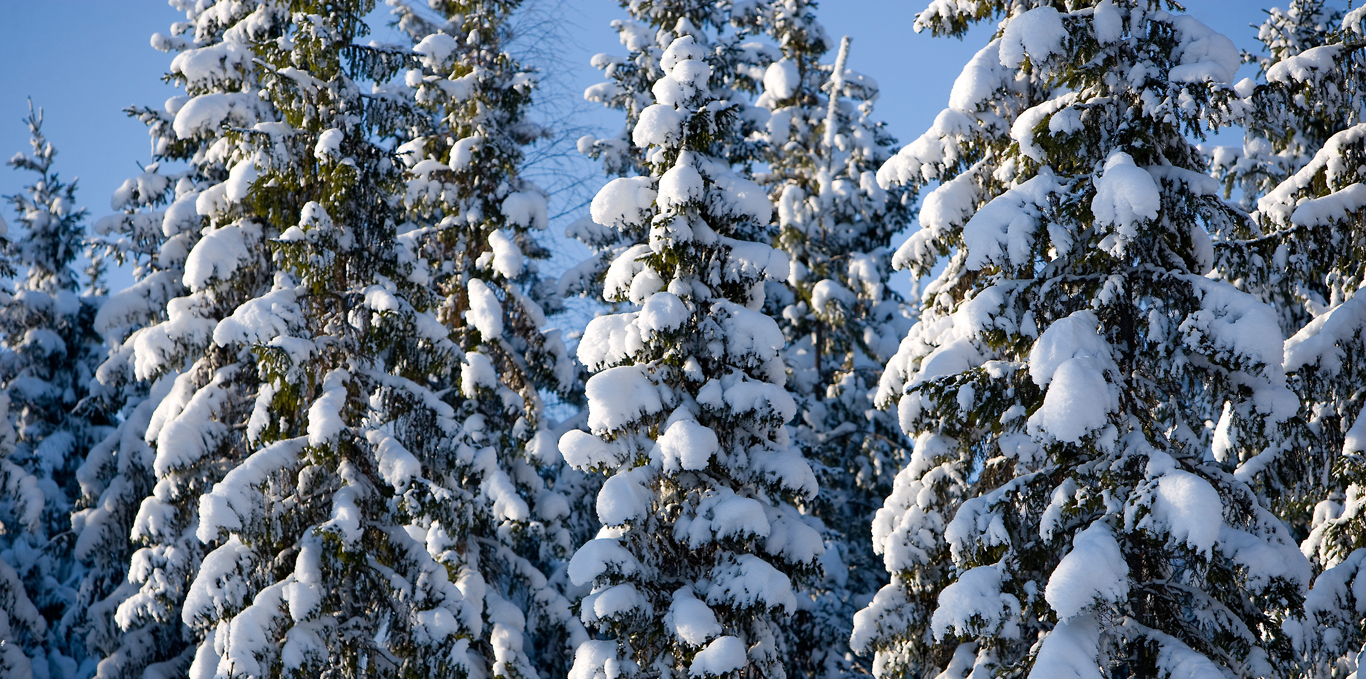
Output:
[
  {"xmin": 153, "ymin": 1, "xmax": 576, "ymax": 677},
  {"xmin": 561, "ymin": 34, "xmax": 823, "ymax": 679},
  {"xmin": 76, "ymin": 161, "xmax": 191, "ymax": 679},
  {"xmin": 385, "ymin": 0, "xmax": 587, "ymax": 676},
  {"xmin": 562, "ymin": 1, "xmax": 775, "ymax": 303},
  {"xmin": 852, "ymin": 3, "xmax": 1313, "ymax": 678},
  {"xmin": 738, "ymin": 6, "xmax": 916, "ymax": 675},
  {"xmin": 1227, "ymin": 8, "xmax": 1366, "ymax": 675},
  {"xmin": 1, "ymin": 103, "xmax": 109, "ymax": 677},
  {"xmin": 65, "ymin": 2, "xmax": 290, "ymax": 677}
]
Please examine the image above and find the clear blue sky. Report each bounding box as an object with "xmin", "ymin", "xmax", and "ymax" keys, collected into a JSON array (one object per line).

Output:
[{"xmin": 0, "ymin": 0, "xmax": 1271, "ymax": 293}]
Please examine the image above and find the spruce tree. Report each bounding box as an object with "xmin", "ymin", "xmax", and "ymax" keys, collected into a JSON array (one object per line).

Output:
[
  {"xmin": 563, "ymin": 0, "xmax": 775, "ymax": 302},
  {"xmin": 561, "ymin": 33, "xmax": 821, "ymax": 679},
  {"xmin": 2, "ymin": 102, "xmax": 108, "ymax": 678},
  {"xmin": 155, "ymin": 0, "xmax": 578, "ymax": 677},
  {"xmin": 386, "ymin": 0, "xmax": 587, "ymax": 675},
  {"xmin": 78, "ymin": 2, "xmax": 287, "ymax": 676},
  {"xmin": 1218, "ymin": 6, "xmax": 1366, "ymax": 674},
  {"xmin": 852, "ymin": 3, "xmax": 1311, "ymax": 678},
  {"xmin": 738, "ymin": 4, "xmax": 916, "ymax": 675}
]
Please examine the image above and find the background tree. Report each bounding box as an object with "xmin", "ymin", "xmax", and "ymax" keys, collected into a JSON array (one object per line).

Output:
[
  {"xmin": 2, "ymin": 102, "xmax": 108, "ymax": 678},
  {"xmin": 562, "ymin": 33, "xmax": 822, "ymax": 679},
  {"xmin": 737, "ymin": 3, "xmax": 917, "ymax": 675}
]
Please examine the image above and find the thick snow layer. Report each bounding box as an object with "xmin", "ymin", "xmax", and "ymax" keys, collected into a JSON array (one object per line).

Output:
[
  {"xmin": 1093, "ymin": 0, "xmax": 1124, "ymax": 42},
  {"xmin": 706, "ymin": 554, "xmax": 796, "ymax": 612},
  {"xmin": 1092, "ymin": 151, "xmax": 1160, "ymax": 248},
  {"xmin": 1259, "ymin": 124, "xmax": 1366, "ymax": 222},
  {"xmin": 561, "ymin": 431, "xmax": 627, "ymax": 470},
  {"xmin": 586, "ymin": 365, "xmax": 663, "ymax": 433},
  {"xmin": 1167, "ymin": 15, "xmax": 1240, "ymax": 83},
  {"xmin": 173, "ymin": 92, "xmax": 256, "ymax": 139},
  {"xmin": 949, "ymin": 40, "xmax": 1007, "ymax": 113},
  {"xmin": 1028, "ymin": 311, "xmax": 1111, "ymax": 386},
  {"xmin": 1135, "ymin": 453, "xmax": 1222, "ymax": 555},
  {"xmin": 467, "ymin": 278, "xmax": 504, "ymax": 338},
  {"xmin": 1027, "ymin": 356, "xmax": 1114, "ymax": 443},
  {"xmin": 710, "ymin": 172, "xmax": 773, "ymax": 226},
  {"xmin": 668, "ymin": 588, "xmax": 721, "ymax": 646},
  {"xmin": 170, "ymin": 39, "xmax": 250, "ymax": 85},
  {"xmin": 1181, "ymin": 275, "xmax": 1297, "ymax": 422},
  {"xmin": 567, "ymin": 538, "xmax": 640, "ymax": 586},
  {"xmin": 413, "ymin": 32, "xmax": 458, "ymax": 69},
  {"xmin": 811, "ymin": 279, "xmax": 856, "ymax": 314},
  {"xmin": 307, "ymin": 369, "xmax": 350, "ymax": 447},
  {"xmin": 1290, "ymin": 183, "xmax": 1366, "ymax": 228},
  {"xmin": 502, "ymin": 191, "xmax": 547, "ymax": 229},
  {"xmin": 367, "ymin": 428, "xmax": 423, "ymax": 490},
  {"xmin": 930, "ymin": 563, "xmax": 1017, "ymax": 640},
  {"xmin": 1266, "ymin": 44, "xmax": 1341, "ymax": 84},
  {"xmin": 1013, "ymin": 93, "xmax": 1078, "ymax": 161},
  {"xmin": 214, "ymin": 286, "xmax": 303, "ymax": 348},
  {"xmin": 634, "ymin": 104, "xmax": 685, "ymax": 148},
  {"xmin": 1284, "ymin": 293, "xmax": 1366, "ymax": 374},
  {"xmin": 314, "ymin": 128, "xmax": 343, "ymax": 160},
  {"xmin": 1047, "ymin": 522, "xmax": 1129, "ymax": 620},
  {"xmin": 1027, "ymin": 614, "xmax": 1102, "ymax": 679},
  {"xmin": 659, "ymin": 162, "xmax": 705, "ymax": 213},
  {"xmin": 579, "ymin": 312, "xmax": 643, "ymax": 371},
  {"xmin": 591, "ymin": 177, "xmax": 656, "ymax": 231},
  {"xmin": 197, "ymin": 439, "xmax": 304, "ymax": 543},
  {"xmin": 597, "ymin": 467, "xmax": 651, "ymax": 526},
  {"xmin": 184, "ymin": 221, "xmax": 255, "ymax": 291},
  {"xmin": 183, "ymin": 535, "xmax": 253, "ymax": 625},
  {"xmin": 638, "ymin": 291, "xmax": 688, "ymax": 338},
  {"xmin": 689, "ymin": 637, "xmax": 747, "ymax": 677},
  {"xmin": 488, "ymin": 229, "xmax": 524, "ymax": 279},
  {"xmin": 715, "ymin": 300, "xmax": 785, "ymax": 365},
  {"xmin": 963, "ymin": 169, "xmax": 1058, "ymax": 270},
  {"xmin": 569, "ymin": 640, "xmax": 619, "ymax": 679},
  {"xmin": 657, "ymin": 418, "xmax": 719, "ymax": 471},
  {"xmin": 999, "ymin": 7, "xmax": 1066, "ymax": 68},
  {"xmin": 677, "ymin": 490, "xmax": 770, "ymax": 547},
  {"xmin": 763, "ymin": 59, "xmax": 800, "ymax": 100}
]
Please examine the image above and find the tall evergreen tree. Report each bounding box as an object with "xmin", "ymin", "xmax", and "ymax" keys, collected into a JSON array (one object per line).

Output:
[
  {"xmin": 738, "ymin": 4, "xmax": 917, "ymax": 675},
  {"xmin": 563, "ymin": 0, "xmax": 775, "ymax": 303},
  {"xmin": 1212, "ymin": 5, "xmax": 1366, "ymax": 675},
  {"xmin": 149, "ymin": 0, "xmax": 578, "ymax": 677},
  {"xmin": 2, "ymin": 102, "xmax": 108, "ymax": 679},
  {"xmin": 561, "ymin": 33, "xmax": 822, "ymax": 679},
  {"xmin": 386, "ymin": 0, "xmax": 588, "ymax": 675},
  {"xmin": 852, "ymin": 3, "xmax": 1311, "ymax": 678}
]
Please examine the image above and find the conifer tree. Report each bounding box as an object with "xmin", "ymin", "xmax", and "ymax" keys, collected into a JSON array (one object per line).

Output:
[
  {"xmin": 1215, "ymin": 6, "xmax": 1366, "ymax": 674},
  {"xmin": 561, "ymin": 34, "xmax": 822, "ymax": 679},
  {"xmin": 65, "ymin": 2, "xmax": 286, "ymax": 677},
  {"xmin": 738, "ymin": 4, "xmax": 916, "ymax": 675},
  {"xmin": 146, "ymin": 0, "xmax": 578, "ymax": 677},
  {"xmin": 563, "ymin": 1, "xmax": 775, "ymax": 302},
  {"xmin": 852, "ymin": 3, "xmax": 1311, "ymax": 678},
  {"xmin": 2, "ymin": 102, "xmax": 108, "ymax": 678},
  {"xmin": 385, "ymin": 0, "xmax": 587, "ymax": 675}
]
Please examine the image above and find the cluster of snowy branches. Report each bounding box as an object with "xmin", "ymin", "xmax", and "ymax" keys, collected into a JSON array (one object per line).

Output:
[{"xmin": 2, "ymin": 0, "xmax": 1366, "ymax": 678}]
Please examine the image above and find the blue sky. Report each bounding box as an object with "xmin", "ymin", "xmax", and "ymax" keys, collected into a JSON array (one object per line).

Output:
[{"xmin": 0, "ymin": 0, "xmax": 1271, "ymax": 294}]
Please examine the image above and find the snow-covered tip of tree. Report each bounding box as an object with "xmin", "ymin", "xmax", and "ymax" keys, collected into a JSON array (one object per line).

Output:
[
  {"xmin": 2, "ymin": 100, "xmax": 110, "ymax": 679},
  {"xmin": 562, "ymin": 33, "xmax": 822, "ymax": 679},
  {"xmin": 741, "ymin": 5, "xmax": 917, "ymax": 674},
  {"xmin": 563, "ymin": 2, "xmax": 777, "ymax": 304},
  {"xmin": 851, "ymin": 3, "xmax": 1312, "ymax": 678}
]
